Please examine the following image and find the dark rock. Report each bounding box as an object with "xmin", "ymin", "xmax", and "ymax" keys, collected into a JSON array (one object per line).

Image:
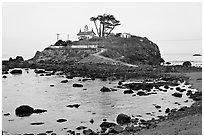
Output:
[
  {"xmin": 51, "ymin": 133, "xmax": 57, "ymax": 135},
  {"xmin": 45, "ymin": 73, "xmax": 52, "ymax": 76},
  {"xmin": 2, "ymin": 65, "xmax": 9, "ymax": 71},
  {"xmin": 46, "ymin": 130, "xmax": 53, "ymax": 133},
  {"xmin": 175, "ymin": 87, "xmax": 181, "ymax": 91},
  {"xmin": 165, "ymin": 108, "xmax": 170, "ymax": 113},
  {"xmin": 33, "ymin": 109, "xmax": 47, "ymax": 114},
  {"xmin": 23, "ymin": 133, "xmax": 34, "ymax": 135},
  {"xmin": 2, "ymin": 71, "xmax": 9, "ymax": 74},
  {"xmin": 2, "ymin": 75, "xmax": 7, "ymax": 78},
  {"xmin": 100, "ymin": 122, "xmax": 117, "ymax": 128},
  {"xmin": 110, "ymin": 88, "xmax": 117, "ymax": 91},
  {"xmin": 116, "ymin": 113, "xmax": 131, "ymax": 125},
  {"xmin": 90, "ymin": 119, "xmax": 94, "ymax": 124},
  {"xmin": 50, "ymin": 84, "xmax": 54, "ymax": 87},
  {"xmin": 183, "ymin": 61, "xmax": 192, "ymax": 67},
  {"xmin": 123, "ymin": 89, "xmax": 134, "ymax": 94},
  {"xmin": 61, "ymin": 79, "xmax": 68, "ymax": 83},
  {"xmin": 30, "ymin": 122, "xmax": 44, "ymax": 125},
  {"xmin": 15, "ymin": 105, "xmax": 34, "ymax": 117},
  {"xmin": 184, "ymin": 100, "xmax": 188, "ymax": 102},
  {"xmin": 186, "ymin": 90, "xmax": 192, "ymax": 96},
  {"xmin": 66, "ymin": 104, "xmax": 80, "ymax": 108},
  {"xmin": 100, "ymin": 86, "xmax": 111, "ymax": 92},
  {"xmin": 76, "ymin": 126, "xmax": 87, "ymax": 130},
  {"xmin": 40, "ymin": 74, "xmax": 44, "ymax": 76},
  {"xmin": 82, "ymin": 78, "xmax": 92, "ymax": 81},
  {"xmin": 189, "ymin": 92, "xmax": 202, "ymax": 101},
  {"xmin": 15, "ymin": 56, "xmax": 24, "ymax": 62},
  {"xmin": 83, "ymin": 129, "xmax": 97, "ymax": 135},
  {"xmin": 155, "ymin": 105, "xmax": 161, "ymax": 109},
  {"xmin": 56, "ymin": 118, "xmax": 67, "ymax": 123},
  {"xmin": 37, "ymin": 133, "xmax": 47, "ymax": 135},
  {"xmin": 76, "ymin": 133, "xmax": 80, "ymax": 135},
  {"xmin": 73, "ymin": 83, "xmax": 83, "ymax": 87},
  {"xmin": 66, "ymin": 76, "xmax": 73, "ymax": 79},
  {"xmin": 3, "ymin": 113, "xmax": 10, "ymax": 116},
  {"xmin": 158, "ymin": 110, "xmax": 162, "ymax": 112},
  {"xmin": 174, "ymin": 102, "xmax": 181, "ymax": 105},
  {"xmin": 109, "ymin": 125, "xmax": 123, "ymax": 133},
  {"xmin": 10, "ymin": 69, "xmax": 22, "ymax": 74},
  {"xmin": 118, "ymin": 81, "xmax": 123, "ymax": 85},
  {"xmin": 137, "ymin": 91, "xmax": 147, "ymax": 96},
  {"xmin": 34, "ymin": 70, "xmax": 46, "ymax": 74},
  {"xmin": 172, "ymin": 92, "xmax": 182, "ymax": 98},
  {"xmin": 180, "ymin": 89, "xmax": 186, "ymax": 92},
  {"xmin": 164, "ymin": 85, "xmax": 169, "ymax": 89},
  {"xmin": 103, "ymin": 119, "xmax": 107, "ymax": 121}
]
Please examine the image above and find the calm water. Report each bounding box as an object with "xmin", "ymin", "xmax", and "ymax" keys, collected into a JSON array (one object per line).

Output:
[{"xmin": 2, "ymin": 69, "xmax": 197, "ymax": 135}]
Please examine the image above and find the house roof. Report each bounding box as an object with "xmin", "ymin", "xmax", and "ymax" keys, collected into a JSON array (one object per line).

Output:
[{"xmin": 77, "ymin": 31, "xmax": 96, "ymax": 36}]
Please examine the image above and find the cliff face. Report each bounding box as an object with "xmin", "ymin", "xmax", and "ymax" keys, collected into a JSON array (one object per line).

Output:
[{"xmin": 31, "ymin": 36, "xmax": 163, "ymax": 65}]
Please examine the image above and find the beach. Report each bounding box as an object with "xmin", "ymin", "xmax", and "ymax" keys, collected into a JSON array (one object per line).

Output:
[{"xmin": 136, "ymin": 72, "xmax": 202, "ymax": 135}]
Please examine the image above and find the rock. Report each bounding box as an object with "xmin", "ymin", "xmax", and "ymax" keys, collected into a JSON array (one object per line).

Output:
[
  {"xmin": 73, "ymin": 83, "xmax": 83, "ymax": 87},
  {"xmin": 83, "ymin": 129, "xmax": 97, "ymax": 135},
  {"xmin": 2, "ymin": 65, "xmax": 9, "ymax": 71},
  {"xmin": 34, "ymin": 70, "xmax": 46, "ymax": 74},
  {"xmin": 37, "ymin": 133, "xmax": 47, "ymax": 135},
  {"xmin": 3, "ymin": 113, "xmax": 10, "ymax": 116},
  {"xmin": 10, "ymin": 69, "xmax": 22, "ymax": 74},
  {"xmin": 2, "ymin": 75, "xmax": 7, "ymax": 78},
  {"xmin": 30, "ymin": 122, "xmax": 44, "ymax": 125},
  {"xmin": 40, "ymin": 74, "xmax": 44, "ymax": 76},
  {"xmin": 109, "ymin": 125, "xmax": 123, "ymax": 133},
  {"xmin": 61, "ymin": 79, "xmax": 68, "ymax": 83},
  {"xmin": 2, "ymin": 71, "xmax": 9, "ymax": 74},
  {"xmin": 33, "ymin": 109, "xmax": 47, "ymax": 114},
  {"xmin": 56, "ymin": 118, "xmax": 67, "ymax": 123},
  {"xmin": 137, "ymin": 91, "xmax": 147, "ymax": 96},
  {"xmin": 164, "ymin": 85, "xmax": 169, "ymax": 89},
  {"xmin": 175, "ymin": 87, "xmax": 181, "ymax": 91},
  {"xmin": 100, "ymin": 86, "xmax": 111, "ymax": 92},
  {"xmin": 118, "ymin": 81, "xmax": 123, "ymax": 85},
  {"xmin": 172, "ymin": 92, "xmax": 182, "ymax": 98},
  {"xmin": 180, "ymin": 89, "xmax": 186, "ymax": 92},
  {"xmin": 110, "ymin": 88, "xmax": 117, "ymax": 91},
  {"xmin": 123, "ymin": 89, "xmax": 134, "ymax": 94},
  {"xmin": 100, "ymin": 122, "xmax": 117, "ymax": 128},
  {"xmin": 66, "ymin": 104, "xmax": 80, "ymax": 108},
  {"xmin": 186, "ymin": 90, "xmax": 192, "ymax": 96},
  {"xmin": 76, "ymin": 126, "xmax": 87, "ymax": 130},
  {"xmin": 184, "ymin": 100, "xmax": 188, "ymax": 102},
  {"xmin": 51, "ymin": 133, "xmax": 57, "ymax": 135},
  {"xmin": 90, "ymin": 119, "xmax": 94, "ymax": 124},
  {"xmin": 116, "ymin": 113, "xmax": 131, "ymax": 125},
  {"xmin": 15, "ymin": 105, "xmax": 34, "ymax": 117},
  {"xmin": 183, "ymin": 61, "xmax": 192, "ymax": 67},
  {"xmin": 189, "ymin": 92, "xmax": 202, "ymax": 101},
  {"xmin": 155, "ymin": 105, "xmax": 161, "ymax": 109},
  {"xmin": 46, "ymin": 130, "xmax": 53, "ymax": 133},
  {"xmin": 82, "ymin": 78, "xmax": 92, "ymax": 81},
  {"xmin": 165, "ymin": 108, "xmax": 170, "ymax": 113},
  {"xmin": 50, "ymin": 84, "xmax": 54, "ymax": 87}
]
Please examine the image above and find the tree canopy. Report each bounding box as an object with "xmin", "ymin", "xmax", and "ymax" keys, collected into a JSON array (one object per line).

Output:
[{"xmin": 90, "ymin": 14, "xmax": 120, "ymax": 37}]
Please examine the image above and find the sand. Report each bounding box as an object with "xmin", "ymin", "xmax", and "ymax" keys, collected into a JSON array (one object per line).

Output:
[{"xmin": 136, "ymin": 72, "xmax": 202, "ymax": 135}]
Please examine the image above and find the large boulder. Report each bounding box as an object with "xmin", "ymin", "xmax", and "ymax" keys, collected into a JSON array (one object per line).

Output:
[
  {"xmin": 100, "ymin": 86, "xmax": 111, "ymax": 92},
  {"xmin": 183, "ymin": 61, "xmax": 192, "ymax": 67},
  {"xmin": 123, "ymin": 89, "xmax": 134, "ymax": 94},
  {"xmin": 116, "ymin": 113, "xmax": 131, "ymax": 125},
  {"xmin": 15, "ymin": 105, "xmax": 34, "ymax": 117}
]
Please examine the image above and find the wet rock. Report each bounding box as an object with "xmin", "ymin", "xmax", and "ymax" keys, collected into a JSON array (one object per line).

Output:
[
  {"xmin": 73, "ymin": 83, "xmax": 83, "ymax": 87},
  {"xmin": 46, "ymin": 130, "xmax": 53, "ymax": 133},
  {"xmin": 100, "ymin": 86, "xmax": 111, "ymax": 92},
  {"xmin": 154, "ymin": 105, "xmax": 161, "ymax": 109},
  {"xmin": 37, "ymin": 133, "xmax": 47, "ymax": 135},
  {"xmin": 57, "ymin": 118, "xmax": 67, "ymax": 123},
  {"xmin": 100, "ymin": 122, "xmax": 117, "ymax": 128},
  {"xmin": 175, "ymin": 87, "xmax": 181, "ymax": 91},
  {"xmin": 33, "ymin": 109, "xmax": 47, "ymax": 114},
  {"xmin": 164, "ymin": 85, "xmax": 169, "ymax": 89},
  {"xmin": 123, "ymin": 89, "xmax": 134, "ymax": 94},
  {"xmin": 15, "ymin": 105, "xmax": 34, "ymax": 117},
  {"xmin": 66, "ymin": 104, "xmax": 80, "ymax": 108},
  {"xmin": 50, "ymin": 84, "xmax": 54, "ymax": 87},
  {"xmin": 34, "ymin": 70, "xmax": 46, "ymax": 74},
  {"xmin": 109, "ymin": 125, "xmax": 123, "ymax": 133},
  {"xmin": 3, "ymin": 113, "xmax": 10, "ymax": 116},
  {"xmin": 30, "ymin": 122, "xmax": 44, "ymax": 125},
  {"xmin": 10, "ymin": 69, "xmax": 22, "ymax": 74},
  {"xmin": 116, "ymin": 113, "xmax": 131, "ymax": 125},
  {"xmin": 83, "ymin": 129, "xmax": 97, "ymax": 135},
  {"xmin": 76, "ymin": 126, "xmax": 87, "ymax": 130},
  {"xmin": 172, "ymin": 92, "xmax": 182, "ymax": 98},
  {"xmin": 61, "ymin": 79, "xmax": 68, "ymax": 83},
  {"xmin": 2, "ymin": 75, "xmax": 7, "ymax": 78},
  {"xmin": 90, "ymin": 119, "xmax": 94, "ymax": 124},
  {"xmin": 165, "ymin": 108, "xmax": 170, "ymax": 113}
]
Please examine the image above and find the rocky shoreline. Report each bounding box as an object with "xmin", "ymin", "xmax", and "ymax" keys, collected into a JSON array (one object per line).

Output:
[{"xmin": 2, "ymin": 56, "xmax": 202, "ymax": 135}]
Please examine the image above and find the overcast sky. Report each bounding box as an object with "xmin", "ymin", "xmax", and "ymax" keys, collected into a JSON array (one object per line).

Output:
[{"xmin": 2, "ymin": 2, "xmax": 202, "ymax": 59}]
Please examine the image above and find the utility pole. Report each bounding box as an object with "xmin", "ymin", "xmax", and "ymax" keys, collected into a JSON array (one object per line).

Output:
[{"xmin": 56, "ymin": 33, "xmax": 60, "ymax": 41}]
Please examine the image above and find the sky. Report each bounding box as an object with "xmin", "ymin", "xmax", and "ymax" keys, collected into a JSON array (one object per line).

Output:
[{"xmin": 2, "ymin": 2, "xmax": 202, "ymax": 60}]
